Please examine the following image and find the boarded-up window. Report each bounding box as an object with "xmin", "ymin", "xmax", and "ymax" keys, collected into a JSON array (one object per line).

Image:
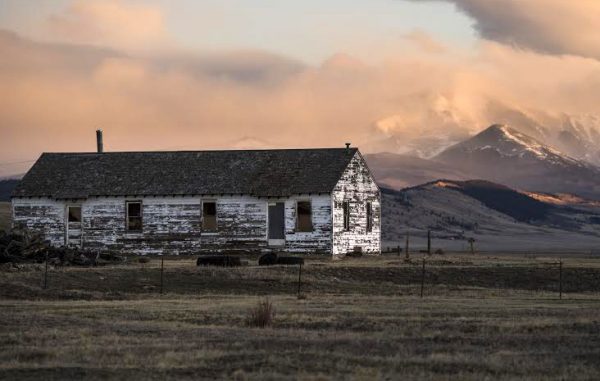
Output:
[
  {"xmin": 366, "ymin": 202, "xmax": 373, "ymax": 232},
  {"xmin": 202, "ymin": 201, "xmax": 217, "ymax": 231},
  {"xmin": 126, "ymin": 201, "xmax": 142, "ymax": 231},
  {"xmin": 296, "ymin": 201, "xmax": 313, "ymax": 232},
  {"xmin": 343, "ymin": 201, "xmax": 350, "ymax": 231},
  {"xmin": 68, "ymin": 206, "xmax": 81, "ymax": 223}
]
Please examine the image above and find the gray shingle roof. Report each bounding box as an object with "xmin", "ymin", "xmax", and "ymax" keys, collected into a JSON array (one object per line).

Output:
[{"xmin": 13, "ymin": 148, "xmax": 359, "ymax": 199}]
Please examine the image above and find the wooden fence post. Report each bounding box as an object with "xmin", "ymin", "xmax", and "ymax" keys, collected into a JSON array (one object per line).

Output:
[
  {"xmin": 420, "ymin": 257, "xmax": 425, "ymax": 298},
  {"xmin": 160, "ymin": 257, "xmax": 164, "ymax": 295}
]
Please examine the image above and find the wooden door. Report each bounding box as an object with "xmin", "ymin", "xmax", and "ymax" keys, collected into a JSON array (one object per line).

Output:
[{"xmin": 268, "ymin": 202, "xmax": 285, "ymax": 247}]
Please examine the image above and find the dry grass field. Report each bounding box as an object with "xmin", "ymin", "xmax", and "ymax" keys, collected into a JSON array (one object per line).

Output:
[{"xmin": 1, "ymin": 255, "xmax": 600, "ymax": 380}]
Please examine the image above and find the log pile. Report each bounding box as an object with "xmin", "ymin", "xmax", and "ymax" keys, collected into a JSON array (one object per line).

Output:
[{"xmin": 0, "ymin": 228, "xmax": 124, "ymax": 266}]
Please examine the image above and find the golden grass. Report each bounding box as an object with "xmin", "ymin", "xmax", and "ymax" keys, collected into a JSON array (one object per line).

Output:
[{"xmin": 1, "ymin": 254, "xmax": 600, "ymax": 379}]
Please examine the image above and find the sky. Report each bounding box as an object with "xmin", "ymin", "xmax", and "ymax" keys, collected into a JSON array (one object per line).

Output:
[{"xmin": 1, "ymin": 0, "xmax": 600, "ymax": 175}]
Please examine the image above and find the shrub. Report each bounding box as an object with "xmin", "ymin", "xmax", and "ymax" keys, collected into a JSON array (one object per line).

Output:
[{"xmin": 246, "ymin": 298, "xmax": 275, "ymax": 328}]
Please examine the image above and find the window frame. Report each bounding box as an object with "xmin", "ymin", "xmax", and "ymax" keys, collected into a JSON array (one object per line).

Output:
[
  {"xmin": 342, "ymin": 201, "xmax": 350, "ymax": 231},
  {"xmin": 67, "ymin": 205, "xmax": 82, "ymax": 224},
  {"xmin": 295, "ymin": 200, "xmax": 313, "ymax": 233},
  {"xmin": 366, "ymin": 202, "xmax": 373, "ymax": 233},
  {"xmin": 125, "ymin": 200, "xmax": 143, "ymax": 232},
  {"xmin": 201, "ymin": 200, "xmax": 218, "ymax": 233}
]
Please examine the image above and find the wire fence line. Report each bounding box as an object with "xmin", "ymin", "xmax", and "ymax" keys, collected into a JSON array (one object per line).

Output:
[{"xmin": 33, "ymin": 253, "xmax": 600, "ymax": 301}]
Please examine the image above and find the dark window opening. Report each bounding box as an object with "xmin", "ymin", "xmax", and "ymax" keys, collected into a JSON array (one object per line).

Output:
[
  {"xmin": 343, "ymin": 201, "xmax": 350, "ymax": 231},
  {"xmin": 68, "ymin": 206, "xmax": 81, "ymax": 223},
  {"xmin": 366, "ymin": 202, "xmax": 373, "ymax": 233},
  {"xmin": 202, "ymin": 201, "xmax": 217, "ymax": 231},
  {"xmin": 127, "ymin": 201, "xmax": 142, "ymax": 231},
  {"xmin": 296, "ymin": 201, "xmax": 313, "ymax": 232}
]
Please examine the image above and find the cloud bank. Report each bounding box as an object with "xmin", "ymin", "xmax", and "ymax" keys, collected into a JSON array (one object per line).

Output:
[{"xmin": 2, "ymin": 0, "xmax": 600, "ymax": 174}]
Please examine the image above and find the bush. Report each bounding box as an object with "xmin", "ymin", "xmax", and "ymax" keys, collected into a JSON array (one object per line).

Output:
[
  {"xmin": 258, "ymin": 253, "xmax": 278, "ymax": 266},
  {"xmin": 246, "ymin": 298, "xmax": 275, "ymax": 328}
]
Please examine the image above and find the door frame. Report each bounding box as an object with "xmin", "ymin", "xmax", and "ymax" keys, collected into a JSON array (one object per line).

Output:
[{"xmin": 266, "ymin": 201, "xmax": 285, "ymax": 247}]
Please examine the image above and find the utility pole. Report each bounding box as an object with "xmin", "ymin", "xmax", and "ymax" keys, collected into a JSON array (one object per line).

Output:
[
  {"xmin": 405, "ymin": 231, "xmax": 410, "ymax": 261},
  {"xmin": 427, "ymin": 230, "xmax": 431, "ymax": 255}
]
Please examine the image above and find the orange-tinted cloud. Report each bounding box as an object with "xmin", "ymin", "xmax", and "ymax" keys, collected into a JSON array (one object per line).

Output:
[
  {"xmin": 2, "ymin": 27, "xmax": 600, "ymax": 175},
  {"xmin": 46, "ymin": 0, "xmax": 168, "ymax": 49}
]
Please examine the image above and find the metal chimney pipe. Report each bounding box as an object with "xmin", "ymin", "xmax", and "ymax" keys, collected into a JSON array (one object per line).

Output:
[
  {"xmin": 96, "ymin": 129, "xmax": 103, "ymax": 153},
  {"xmin": 345, "ymin": 142, "xmax": 351, "ymax": 153}
]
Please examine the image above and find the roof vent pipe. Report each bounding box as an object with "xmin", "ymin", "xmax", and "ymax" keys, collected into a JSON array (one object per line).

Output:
[
  {"xmin": 96, "ymin": 129, "xmax": 103, "ymax": 153},
  {"xmin": 345, "ymin": 142, "xmax": 351, "ymax": 153}
]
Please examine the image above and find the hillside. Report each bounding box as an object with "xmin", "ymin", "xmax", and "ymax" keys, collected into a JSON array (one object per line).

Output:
[
  {"xmin": 381, "ymin": 179, "xmax": 600, "ymax": 251},
  {"xmin": 0, "ymin": 179, "xmax": 18, "ymax": 202}
]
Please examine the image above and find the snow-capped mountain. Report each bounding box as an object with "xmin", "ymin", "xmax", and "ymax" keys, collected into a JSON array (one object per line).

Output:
[{"xmin": 434, "ymin": 124, "xmax": 600, "ymax": 199}]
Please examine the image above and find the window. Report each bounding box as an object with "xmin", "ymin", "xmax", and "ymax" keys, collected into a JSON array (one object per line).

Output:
[
  {"xmin": 126, "ymin": 201, "xmax": 142, "ymax": 231},
  {"xmin": 68, "ymin": 206, "xmax": 81, "ymax": 223},
  {"xmin": 296, "ymin": 201, "xmax": 313, "ymax": 232},
  {"xmin": 366, "ymin": 202, "xmax": 373, "ymax": 233},
  {"xmin": 343, "ymin": 201, "xmax": 350, "ymax": 231},
  {"xmin": 202, "ymin": 201, "xmax": 217, "ymax": 231}
]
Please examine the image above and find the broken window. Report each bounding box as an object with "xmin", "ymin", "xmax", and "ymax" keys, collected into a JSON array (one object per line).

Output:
[
  {"xmin": 296, "ymin": 201, "xmax": 313, "ymax": 232},
  {"xmin": 68, "ymin": 206, "xmax": 81, "ymax": 223},
  {"xmin": 126, "ymin": 201, "xmax": 142, "ymax": 231},
  {"xmin": 366, "ymin": 202, "xmax": 373, "ymax": 233},
  {"xmin": 202, "ymin": 201, "xmax": 217, "ymax": 231},
  {"xmin": 343, "ymin": 201, "xmax": 350, "ymax": 231}
]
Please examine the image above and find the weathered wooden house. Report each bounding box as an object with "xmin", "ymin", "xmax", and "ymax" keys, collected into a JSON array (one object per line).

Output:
[{"xmin": 11, "ymin": 134, "xmax": 381, "ymax": 256}]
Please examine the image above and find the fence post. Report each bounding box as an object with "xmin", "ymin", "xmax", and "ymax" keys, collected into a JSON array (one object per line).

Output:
[
  {"xmin": 160, "ymin": 257, "xmax": 164, "ymax": 295},
  {"xmin": 420, "ymin": 257, "xmax": 425, "ymax": 298},
  {"xmin": 43, "ymin": 251, "xmax": 48, "ymax": 290},
  {"xmin": 397, "ymin": 245, "xmax": 401, "ymax": 257},
  {"xmin": 559, "ymin": 258, "xmax": 562, "ymax": 300},
  {"xmin": 297, "ymin": 263, "xmax": 303, "ymax": 296}
]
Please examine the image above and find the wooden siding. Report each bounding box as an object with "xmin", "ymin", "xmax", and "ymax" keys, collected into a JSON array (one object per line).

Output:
[
  {"xmin": 12, "ymin": 194, "xmax": 333, "ymax": 255},
  {"xmin": 332, "ymin": 152, "xmax": 381, "ymax": 256}
]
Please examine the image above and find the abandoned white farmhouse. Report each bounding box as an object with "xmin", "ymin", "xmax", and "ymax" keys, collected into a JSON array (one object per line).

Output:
[{"xmin": 11, "ymin": 140, "xmax": 381, "ymax": 256}]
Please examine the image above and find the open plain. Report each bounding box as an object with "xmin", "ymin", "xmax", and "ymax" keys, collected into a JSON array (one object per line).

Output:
[{"xmin": 1, "ymin": 254, "xmax": 599, "ymax": 380}]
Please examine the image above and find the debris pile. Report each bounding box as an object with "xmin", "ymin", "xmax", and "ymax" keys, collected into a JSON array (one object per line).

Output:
[{"xmin": 0, "ymin": 228, "xmax": 124, "ymax": 266}]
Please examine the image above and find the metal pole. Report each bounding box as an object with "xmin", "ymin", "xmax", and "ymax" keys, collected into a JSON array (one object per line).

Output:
[
  {"xmin": 397, "ymin": 245, "xmax": 401, "ymax": 257},
  {"xmin": 160, "ymin": 257, "xmax": 164, "ymax": 295},
  {"xmin": 297, "ymin": 263, "xmax": 303, "ymax": 296},
  {"xmin": 420, "ymin": 257, "xmax": 425, "ymax": 298},
  {"xmin": 559, "ymin": 258, "xmax": 562, "ymax": 300}
]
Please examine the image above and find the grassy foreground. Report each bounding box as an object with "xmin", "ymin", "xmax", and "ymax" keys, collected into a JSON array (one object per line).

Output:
[{"xmin": 1, "ymin": 256, "xmax": 600, "ymax": 380}]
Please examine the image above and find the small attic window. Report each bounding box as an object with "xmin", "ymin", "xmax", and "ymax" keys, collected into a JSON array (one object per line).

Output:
[
  {"xmin": 202, "ymin": 201, "xmax": 217, "ymax": 231},
  {"xmin": 296, "ymin": 201, "xmax": 313, "ymax": 232},
  {"xmin": 126, "ymin": 201, "xmax": 142, "ymax": 231}
]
